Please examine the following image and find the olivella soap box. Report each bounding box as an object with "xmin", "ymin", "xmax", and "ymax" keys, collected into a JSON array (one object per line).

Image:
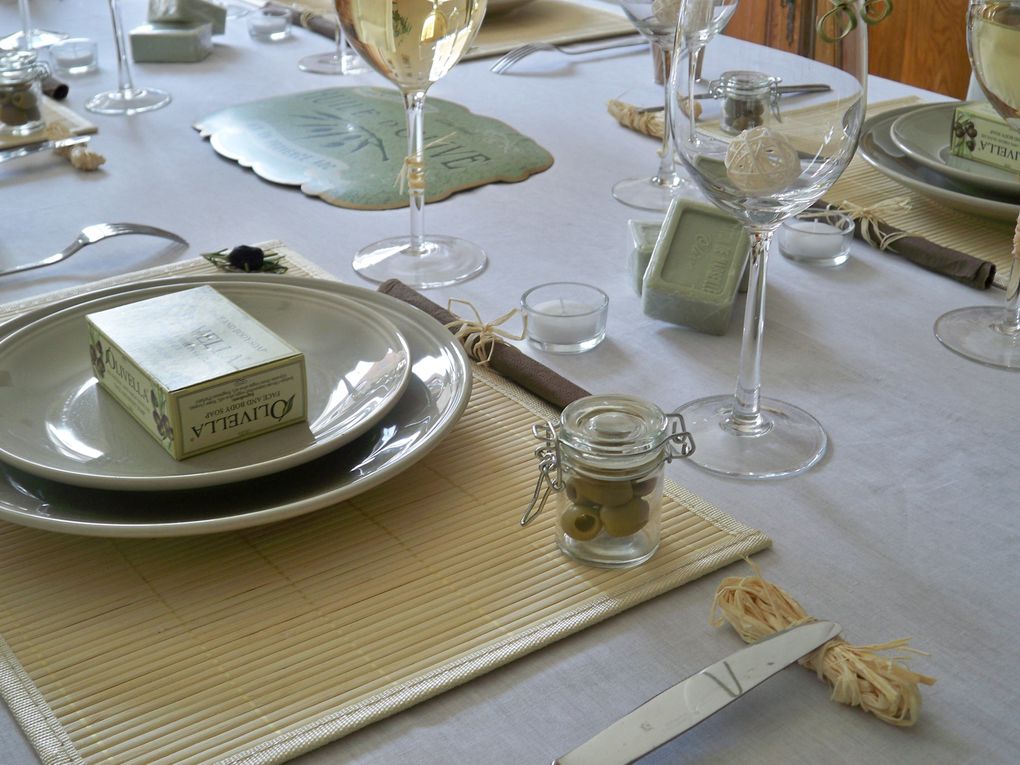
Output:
[
  {"xmin": 949, "ymin": 100, "xmax": 1020, "ymax": 175},
  {"xmin": 86, "ymin": 286, "xmax": 307, "ymax": 460}
]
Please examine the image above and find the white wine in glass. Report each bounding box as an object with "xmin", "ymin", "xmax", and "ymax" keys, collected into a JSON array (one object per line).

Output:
[
  {"xmin": 668, "ymin": 0, "xmax": 868, "ymax": 478},
  {"xmin": 934, "ymin": 0, "xmax": 1020, "ymax": 370},
  {"xmin": 335, "ymin": 0, "xmax": 488, "ymax": 288}
]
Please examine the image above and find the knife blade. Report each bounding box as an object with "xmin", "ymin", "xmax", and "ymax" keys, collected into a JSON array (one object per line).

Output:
[
  {"xmin": 552, "ymin": 621, "xmax": 841, "ymax": 765},
  {"xmin": 0, "ymin": 136, "xmax": 90, "ymax": 164}
]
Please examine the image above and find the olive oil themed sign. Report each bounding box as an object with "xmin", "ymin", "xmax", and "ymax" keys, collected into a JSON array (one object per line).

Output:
[{"xmin": 193, "ymin": 87, "xmax": 553, "ymax": 210}]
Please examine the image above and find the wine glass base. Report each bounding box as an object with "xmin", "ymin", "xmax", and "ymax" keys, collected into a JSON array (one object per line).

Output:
[
  {"xmin": 674, "ymin": 395, "xmax": 827, "ymax": 480},
  {"xmin": 612, "ymin": 175, "xmax": 687, "ymax": 212},
  {"xmin": 0, "ymin": 28, "xmax": 68, "ymax": 51},
  {"xmin": 298, "ymin": 52, "xmax": 367, "ymax": 75},
  {"xmin": 85, "ymin": 87, "xmax": 171, "ymax": 116},
  {"xmin": 352, "ymin": 235, "xmax": 487, "ymax": 289},
  {"xmin": 934, "ymin": 306, "xmax": 1020, "ymax": 370}
]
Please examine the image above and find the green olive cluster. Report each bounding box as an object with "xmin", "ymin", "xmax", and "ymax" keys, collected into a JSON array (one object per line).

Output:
[
  {"xmin": 724, "ymin": 97, "xmax": 765, "ymax": 134},
  {"xmin": 559, "ymin": 473, "xmax": 658, "ymax": 541},
  {"xmin": 0, "ymin": 83, "xmax": 41, "ymax": 128}
]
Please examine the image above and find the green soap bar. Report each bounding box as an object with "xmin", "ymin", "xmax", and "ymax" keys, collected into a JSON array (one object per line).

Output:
[
  {"xmin": 148, "ymin": 0, "xmax": 226, "ymax": 35},
  {"xmin": 641, "ymin": 198, "xmax": 750, "ymax": 336},
  {"xmin": 130, "ymin": 22, "xmax": 213, "ymax": 63},
  {"xmin": 627, "ymin": 219, "xmax": 661, "ymax": 295}
]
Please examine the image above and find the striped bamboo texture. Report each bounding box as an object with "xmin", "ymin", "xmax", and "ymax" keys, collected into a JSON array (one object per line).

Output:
[{"xmin": 0, "ymin": 256, "xmax": 770, "ymax": 765}]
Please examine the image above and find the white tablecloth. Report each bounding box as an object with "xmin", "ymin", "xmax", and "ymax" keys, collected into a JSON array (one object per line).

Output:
[{"xmin": 2, "ymin": 2, "xmax": 1018, "ymax": 764}]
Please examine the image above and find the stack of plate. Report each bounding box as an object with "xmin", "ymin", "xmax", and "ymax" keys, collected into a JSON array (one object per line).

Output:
[
  {"xmin": 858, "ymin": 102, "xmax": 1020, "ymax": 223},
  {"xmin": 0, "ymin": 275, "xmax": 471, "ymax": 537}
]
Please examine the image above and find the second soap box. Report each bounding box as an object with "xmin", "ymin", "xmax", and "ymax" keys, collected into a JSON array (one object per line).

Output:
[{"xmin": 640, "ymin": 198, "xmax": 749, "ymax": 336}]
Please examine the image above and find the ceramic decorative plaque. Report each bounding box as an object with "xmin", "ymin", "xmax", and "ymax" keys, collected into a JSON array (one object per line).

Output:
[{"xmin": 193, "ymin": 87, "xmax": 553, "ymax": 210}]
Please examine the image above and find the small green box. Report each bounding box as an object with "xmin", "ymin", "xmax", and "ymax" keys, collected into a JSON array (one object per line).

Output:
[
  {"xmin": 949, "ymin": 101, "xmax": 1020, "ymax": 175},
  {"xmin": 86, "ymin": 286, "xmax": 308, "ymax": 460},
  {"xmin": 641, "ymin": 199, "xmax": 750, "ymax": 336},
  {"xmin": 130, "ymin": 22, "xmax": 213, "ymax": 63},
  {"xmin": 148, "ymin": 0, "xmax": 227, "ymax": 34}
]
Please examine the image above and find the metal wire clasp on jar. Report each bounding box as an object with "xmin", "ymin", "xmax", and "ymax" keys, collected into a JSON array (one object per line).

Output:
[{"xmin": 521, "ymin": 395, "xmax": 694, "ymax": 568}]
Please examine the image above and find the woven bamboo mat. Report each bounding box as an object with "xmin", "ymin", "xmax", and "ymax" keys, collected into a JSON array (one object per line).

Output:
[
  {"xmin": 281, "ymin": 0, "xmax": 635, "ymax": 60},
  {"xmin": 0, "ymin": 255, "xmax": 770, "ymax": 765},
  {"xmin": 611, "ymin": 96, "xmax": 1015, "ymax": 289}
]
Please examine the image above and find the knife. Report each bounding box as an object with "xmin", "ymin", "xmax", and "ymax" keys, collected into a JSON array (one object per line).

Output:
[
  {"xmin": 552, "ymin": 621, "xmax": 841, "ymax": 765},
  {"xmin": 0, "ymin": 136, "xmax": 90, "ymax": 164}
]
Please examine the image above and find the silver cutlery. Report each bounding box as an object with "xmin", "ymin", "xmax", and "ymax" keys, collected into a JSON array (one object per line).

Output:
[
  {"xmin": 636, "ymin": 83, "xmax": 833, "ymax": 112},
  {"xmin": 0, "ymin": 223, "xmax": 188, "ymax": 278},
  {"xmin": 491, "ymin": 36, "xmax": 648, "ymax": 74},
  {"xmin": 553, "ymin": 621, "xmax": 841, "ymax": 765},
  {"xmin": 0, "ymin": 136, "xmax": 91, "ymax": 165}
]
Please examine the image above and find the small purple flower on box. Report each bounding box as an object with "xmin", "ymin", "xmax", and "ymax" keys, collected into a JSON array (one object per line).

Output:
[{"xmin": 202, "ymin": 245, "xmax": 288, "ymax": 274}]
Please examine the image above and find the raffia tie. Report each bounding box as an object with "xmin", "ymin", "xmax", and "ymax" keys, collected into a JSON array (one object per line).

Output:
[
  {"xmin": 832, "ymin": 199, "xmax": 913, "ymax": 252},
  {"xmin": 710, "ymin": 561, "xmax": 936, "ymax": 727},
  {"xmin": 443, "ymin": 299, "xmax": 525, "ymax": 365},
  {"xmin": 607, "ymin": 98, "xmax": 701, "ymax": 141},
  {"xmin": 43, "ymin": 123, "xmax": 106, "ymax": 171},
  {"xmin": 395, "ymin": 132, "xmax": 458, "ymax": 194}
]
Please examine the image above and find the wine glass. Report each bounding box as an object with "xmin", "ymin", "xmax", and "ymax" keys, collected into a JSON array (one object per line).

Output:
[
  {"xmin": 299, "ymin": 13, "xmax": 367, "ymax": 74},
  {"xmin": 668, "ymin": 0, "xmax": 868, "ymax": 478},
  {"xmin": 334, "ymin": 0, "xmax": 488, "ymax": 288},
  {"xmin": 612, "ymin": 1, "xmax": 736, "ymax": 212},
  {"xmin": 1, "ymin": 0, "xmax": 68, "ymax": 51},
  {"xmin": 934, "ymin": 0, "xmax": 1020, "ymax": 370},
  {"xmin": 86, "ymin": 0, "xmax": 171, "ymax": 116}
]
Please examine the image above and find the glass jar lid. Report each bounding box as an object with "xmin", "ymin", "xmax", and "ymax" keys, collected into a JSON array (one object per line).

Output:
[
  {"xmin": 716, "ymin": 70, "xmax": 779, "ymax": 99},
  {"xmin": 0, "ymin": 50, "xmax": 47, "ymax": 86},
  {"xmin": 559, "ymin": 394, "xmax": 669, "ymax": 458}
]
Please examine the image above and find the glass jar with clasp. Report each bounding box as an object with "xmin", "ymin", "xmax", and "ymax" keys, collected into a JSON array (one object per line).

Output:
[
  {"xmin": 522, "ymin": 395, "xmax": 695, "ymax": 568},
  {"xmin": 0, "ymin": 50, "xmax": 48, "ymax": 138},
  {"xmin": 711, "ymin": 70, "xmax": 781, "ymax": 135}
]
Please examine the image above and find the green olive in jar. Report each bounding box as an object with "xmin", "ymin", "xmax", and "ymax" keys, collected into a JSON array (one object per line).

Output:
[
  {"xmin": 560, "ymin": 503, "xmax": 602, "ymax": 541},
  {"xmin": 600, "ymin": 498, "xmax": 650, "ymax": 537},
  {"xmin": 1, "ymin": 104, "xmax": 28, "ymax": 126},
  {"xmin": 11, "ymin": 89, "xmax": 36, "ymax": 111},
  {"xmin": 568, "ymin": 475, "xmax": 633, "ymax": 507},
  {"xmin": 631, "ymin": 475, "xmax": 659, "ymax": 498}
]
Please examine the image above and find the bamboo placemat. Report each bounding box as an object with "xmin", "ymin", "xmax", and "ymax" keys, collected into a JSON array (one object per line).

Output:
[
  {"xmin": 0, "ymin": 254, "xmax": 770, "ymax": 765},
  {"xmin": 611, "ymin": 96, "xmax": 1015, "ymax": 289},
  {"xmin": 280, "ymin": 0, "xmax": 635, "ymax": 60}
]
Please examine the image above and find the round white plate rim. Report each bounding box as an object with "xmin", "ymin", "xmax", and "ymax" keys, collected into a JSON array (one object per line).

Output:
[
  {"xmin": 0, "ymin": 274, "xmax": 472, "ymax": 537},
  {"xmin": 888, "ymin": 102, "xmax": 1020, "ymax": 196},
  {"xmin": 859, "ymin": 106, "xmax": 1020, "ymax": 222},
  {"xmin": 0, "ymin": 279, "xmax": 412, "ymax": 491}
]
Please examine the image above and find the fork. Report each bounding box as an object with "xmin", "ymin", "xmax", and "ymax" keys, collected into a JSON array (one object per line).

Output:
[
  {"xmin": 0, "ymin": 223, "xmax": 188, "ymax": 278},
  {"xmin": 490, "ymin": 36, "xmax": 648, "ymax": 74}
]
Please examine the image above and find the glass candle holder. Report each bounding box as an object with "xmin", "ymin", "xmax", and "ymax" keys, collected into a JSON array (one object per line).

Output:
[
  {"xmin": 521, "ymin": 282, "xmax": 609, "ymax": 354},
  {"xmin": 247, "ymin": 8, "xmax": 291, "ymax": 42},
  {"xmin": 777, "ymin": 209, "xmax": 854, "ymax": 267},
  {"xmin": 50, "ymin": 38, "xmax": 98, "ymax": 75}
]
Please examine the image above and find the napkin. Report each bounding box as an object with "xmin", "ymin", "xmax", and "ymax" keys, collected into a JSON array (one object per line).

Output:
[
  {"xmin": 377, "ymin": 279, "xmax": 590, "ymax": 410},
  {"xmin": 851, "ymin": 214, "xmax": 996, "ymax": 290},
  {"xmin": 43, "ymin": 76, "xmax": 68, "ymax": 101}
]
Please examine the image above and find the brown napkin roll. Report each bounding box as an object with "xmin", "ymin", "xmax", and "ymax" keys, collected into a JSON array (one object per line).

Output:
[
  {"xmin": 267, "ymin": 2, "xmax": 336, "ymax": 39},
  {"xmin": 810, "ymin": 203, "xmax": 997, "ymax": 290},
  {"xmin": 377, "ymin": 279, "xmax": 591, "ymax": 410},
  {"xmin": 43, "ymin": 76, "xmax": 68, "ymax": 101}
]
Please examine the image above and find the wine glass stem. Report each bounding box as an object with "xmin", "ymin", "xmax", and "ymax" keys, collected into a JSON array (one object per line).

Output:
[
  {"xmin": 107, "ymin": 0, "xmax": 137, "ymax": 97},
  {"xmin": 17, "ymin": 0, "xmax": 31, "ymax": 50},
  {"xmin": 404, "ymin": 90, "xmax": 427, "ymax": 254},
  {"xmin": 1001, "ymin": 211, "xmax": 1020, "ymax": 333},
  {"xmin": 653, "ymin": 42, "xmax": 676, "ymax": 184},
  {"xmin": 732, "ymin": 229, "xmax": 773, "ymax": 430}
]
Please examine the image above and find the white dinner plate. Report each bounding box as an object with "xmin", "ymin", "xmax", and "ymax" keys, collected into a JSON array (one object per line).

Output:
[
  {"xmin": 858, "ymin": 105, "xmax": 1020, "ymax": 223},
  {"xmin": 0, "ymin": 275, "xmax": 471, "ymax": 537},
  {"xmin": 889, "ymin": 102, "xmax": 1020, "ymax": 197},
  {"xmin": 0, "ymin": 280, "xmax": 412, "ymax": 491}
]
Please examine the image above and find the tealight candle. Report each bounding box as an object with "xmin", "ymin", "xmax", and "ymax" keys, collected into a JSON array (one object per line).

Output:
[
  {"xmin": 49, "ymin": 38, "xmax": 98, "ymax": 75},
  {"xmin": 247, "ymin": 8, "xmax": 291, "ymax": 42},
  {"xmin": 521, "ymin": 282, "xmax": 609, "ymax": 354},
  {"xmin": 777, "ymin": 210, "xmax": 854, "ymax": 267}
]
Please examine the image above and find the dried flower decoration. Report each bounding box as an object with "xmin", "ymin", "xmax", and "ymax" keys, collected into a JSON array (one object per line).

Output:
[{"xmin": 202, "ymin": 245, "xmax": 288, "ymax": 274}]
